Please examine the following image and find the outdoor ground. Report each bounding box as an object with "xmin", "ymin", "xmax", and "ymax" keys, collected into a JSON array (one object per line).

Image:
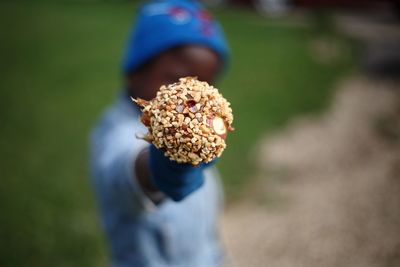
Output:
[
  {"xmin": 221, "ymin": 11, "xmax": 400, "ymax": 267},
  {"xmin": 0, "ymin": 1, "xmax": 355, "ymax": 266},
  {"xmin": 221, "ymin": 76, "xmax": 400, "ymax": 267}
]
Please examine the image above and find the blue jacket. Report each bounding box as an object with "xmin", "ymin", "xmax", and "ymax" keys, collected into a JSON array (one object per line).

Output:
[{"xmin": 89, "ymin": 93, "xmax": 224, "ymax": 267}]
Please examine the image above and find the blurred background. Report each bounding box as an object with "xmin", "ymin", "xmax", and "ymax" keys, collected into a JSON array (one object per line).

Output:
[{"xmin": 0, "ymin": 0, "xmax": 399, "ymax": 266}]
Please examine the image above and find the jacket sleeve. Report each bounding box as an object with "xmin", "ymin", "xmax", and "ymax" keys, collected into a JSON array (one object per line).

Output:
[{"xmin": 89, "ymin": 120, "xmax": 155, "ymax": 215}]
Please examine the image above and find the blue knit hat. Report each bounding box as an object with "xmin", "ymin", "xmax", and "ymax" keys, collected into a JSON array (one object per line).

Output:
[{"xmin": 122, "ymin": 0, "xmax": 230, "ymax": 75}]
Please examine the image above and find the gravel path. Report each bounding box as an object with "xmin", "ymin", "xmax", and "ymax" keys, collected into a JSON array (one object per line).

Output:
[{"xmin": 221, "ymin": 76, "xmax": 400, "ymax": 267}]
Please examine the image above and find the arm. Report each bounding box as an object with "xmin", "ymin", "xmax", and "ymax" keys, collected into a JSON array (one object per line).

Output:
[
  {"xmin": 135, "ymin": 147, "xmax": 166, "ymax": 204},
  {"xmin": 134, "ymin": 145, "xmax": 212, "ymax": 204}
]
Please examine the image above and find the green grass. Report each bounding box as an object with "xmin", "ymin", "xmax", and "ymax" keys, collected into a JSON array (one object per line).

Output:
[
  {"xmin": 0, "ymin": 1, "xmax": 355, "ymax": 266},
  {"xmin": 216, "ymin": 9, "xmax": 355, "ymax": 197}
]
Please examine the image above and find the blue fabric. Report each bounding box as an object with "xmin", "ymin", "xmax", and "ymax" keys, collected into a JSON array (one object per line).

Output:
[
  {"xmin": 122, "ymin": 0, "xmax": 230, "ymax": 74},
  {"xmin": 89, "ymin": 93, "xmax": 224, "ymax": 267},
  {"xmin": 149, "ymin": 145, "xmax": 215, "ymax": 201}
]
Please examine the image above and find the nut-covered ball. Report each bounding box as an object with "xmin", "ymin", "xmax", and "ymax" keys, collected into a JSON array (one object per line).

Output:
[{"xmin": 133, "ymin": 77, "xmax": 234, "ymax": 165}]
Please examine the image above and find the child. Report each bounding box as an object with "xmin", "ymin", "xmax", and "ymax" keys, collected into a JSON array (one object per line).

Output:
[{"xmin": 89, "ymin": 0, "xmax": 230, "ymax": 266}]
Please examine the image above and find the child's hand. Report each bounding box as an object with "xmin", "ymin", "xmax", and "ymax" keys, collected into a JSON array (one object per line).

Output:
[{"xmin": 149, "ymin": 145, "xmax": 215, "ymax": 201}]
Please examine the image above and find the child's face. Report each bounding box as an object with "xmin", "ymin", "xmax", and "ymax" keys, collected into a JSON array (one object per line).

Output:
[{"xmin": 127, "ymin": 45, "xmax": 221, "ymax": 101}]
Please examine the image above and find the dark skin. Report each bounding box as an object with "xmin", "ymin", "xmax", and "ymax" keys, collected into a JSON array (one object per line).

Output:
[{"xmin": 127, "ymin": 45, "xmax": 221, "ymax": 203}]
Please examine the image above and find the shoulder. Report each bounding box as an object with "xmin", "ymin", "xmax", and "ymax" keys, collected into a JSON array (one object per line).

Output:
[
  {"xmin": 89, "ymin": 96, "xmax": 148, "ymax": 165},
  {"xmin": 90, "ymin": 95, "xmax": 144, "ymax": 144}
]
